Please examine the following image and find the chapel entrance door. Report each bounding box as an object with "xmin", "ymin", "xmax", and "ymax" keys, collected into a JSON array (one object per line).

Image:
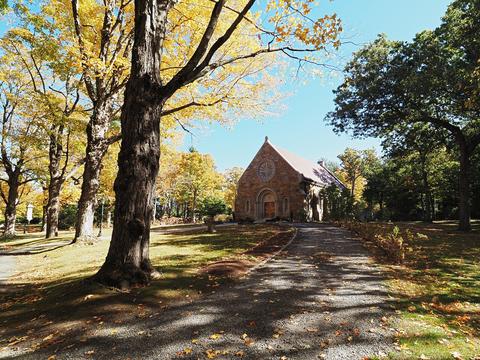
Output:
[{"xmin": 264, "ymin": 201, "xmax": 276, "ymax": 219}]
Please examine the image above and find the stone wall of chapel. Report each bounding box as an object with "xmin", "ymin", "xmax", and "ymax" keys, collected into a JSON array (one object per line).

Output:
[{"xmin": 235, "ymin": 142, "xmax": 306, "ymax": 221}]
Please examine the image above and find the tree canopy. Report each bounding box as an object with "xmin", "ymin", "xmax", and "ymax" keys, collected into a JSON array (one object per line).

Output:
[{"xmin": 327, "ymin": 0, "xmax": 480, "ymax": 230}]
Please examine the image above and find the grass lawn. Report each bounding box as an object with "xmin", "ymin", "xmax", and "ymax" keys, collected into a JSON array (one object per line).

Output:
[
  {"xmin": 0, "ymin": 224, "xmax": 293, "ymax": 353},
  {"xmin": 379, "ymin": 220, "xmax": 480, "ymax": 360}
]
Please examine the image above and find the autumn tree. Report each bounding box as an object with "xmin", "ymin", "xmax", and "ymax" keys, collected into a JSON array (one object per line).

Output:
[
  {"xmin": 0, "ymin": 60, "xmax": 42, "ymax": 236},
  {"xmin": 33, "ymin": 0, "xmax": 284, "ymax": 241},
  {"xmin": 63, "ymin": 0, "xmax": 132, "ymax": 241},
  {"xmin": 223, "ymin": 166, "xmax": 244, "ymax": 212},
  {"xmin": 0, "ymin": 0, "xmax": 7, "ymax": 13},
  {"xmin": 95, "ymin": 0, "xmax": 342, "ymax": 288},
  {"xmin": 173, "ymin": 148, "xmax": 223, "ymax": 222},
  {"xmin": 327, "ymin": 0, "xmax": 480, "ymax": 231},
  {"xmin": 337, "ymin": 148, "xmax": 377, "ymax": 202},
  {"xmin": 2, "ymin": 10, "xmax": 86, "ymax": 238}
]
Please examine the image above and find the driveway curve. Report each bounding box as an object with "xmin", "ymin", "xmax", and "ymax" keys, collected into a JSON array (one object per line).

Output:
[{"xmin": 8, "ymin": 223, "xmax": 394, "ymax": 360}]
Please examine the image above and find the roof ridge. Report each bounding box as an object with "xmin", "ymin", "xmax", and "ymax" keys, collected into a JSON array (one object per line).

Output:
[
  {"xmin": 267, "ymin": 140, "xmax": 345, "ymax": 189},
  {"xmin": 267, "ymin": 142, "xmax": 304, "ymax": 176}
]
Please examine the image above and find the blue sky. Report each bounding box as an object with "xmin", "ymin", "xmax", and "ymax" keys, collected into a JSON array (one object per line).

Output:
[
  {"xmin": 0, "ymin": 0, "xmax": 452, "ymax": 171},
  {"xmin": 183, "ymin": 0, "xmax": 452, "ymax": 171}
]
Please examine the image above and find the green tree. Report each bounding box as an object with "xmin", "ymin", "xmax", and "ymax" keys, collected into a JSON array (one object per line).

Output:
[
  {"xmin": 381, "ymin": 124, "xmax": 447, "ymax": 222},
  {"xmin": 199, "ymin": 196, "xmax": 227, "ymax": 233},
  {"xmin": 327, "ymin": 0, "xmax": 480, "ymax": 231}
]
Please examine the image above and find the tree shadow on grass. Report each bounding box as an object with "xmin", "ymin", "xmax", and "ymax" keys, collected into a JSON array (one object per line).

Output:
[
  {"xmin": 1, "ymin": 224, "xmax": 396, "ymax": 360},
  {"xmin": 150, "ymin": 225, "xmax": 286, "ymax": 256}
]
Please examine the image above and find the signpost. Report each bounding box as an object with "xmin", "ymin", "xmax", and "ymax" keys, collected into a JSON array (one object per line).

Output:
[
  {"xmin": 26, "ymin": 203, "xmax": 34, "ymax": 223},
  {"xmin": 24, "ymin": 203, "xmax": 34, "ymax": 234}
]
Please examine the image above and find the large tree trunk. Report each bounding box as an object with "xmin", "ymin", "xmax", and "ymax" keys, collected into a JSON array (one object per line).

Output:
[
  {"xmin": 3, "ymin": 174, "xmax": 20, "ymax": 237},
  {"xmin": 46, "ymin": 178, "xmax": 62, "ymax": 238},
  {"xmin": 41, "ymin": 204, "xmax": 47, "ymax": 232},
  {"xmin": 74, "ymin": 104, "xmax": 112, "ymax": 242},
  {"xmin": 93, "ymin": 0, "xmax": 169, "ymax": 288},
  {"xmin": 46, "ymin": 126, "xmax": 66, "ymax": 239},
  {"xmin": 458, "ymin": 145, "xmax": 471, "ymax": 231}
]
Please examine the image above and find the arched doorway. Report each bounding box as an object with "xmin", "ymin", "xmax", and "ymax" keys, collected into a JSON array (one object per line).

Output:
[{"xmin": 257, "ymin": 189, "xmax": 277, "ymax": 220}]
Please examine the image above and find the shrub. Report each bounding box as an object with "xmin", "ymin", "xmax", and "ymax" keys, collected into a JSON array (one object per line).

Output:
[
  {"xmin": 214, "ymin": 214, "xmax": 232, "ymax": 223},
  {"xmin": 58, "ymin": 204, "xmax": 78, "ymax": 230},
  {"xmin": 338, "ymin": 221, "xmax": 411, "ymax": 264},
  {"xmin": 198, "ymin": 197, "xmax": 228, "ymax": 218},
  {"xmin": 321, "ymin": 185, "xmax": 353, "ymax": 220},
  {"xmin": 159, "ymin": 216, "xmax": 184, "ymax": 225}
]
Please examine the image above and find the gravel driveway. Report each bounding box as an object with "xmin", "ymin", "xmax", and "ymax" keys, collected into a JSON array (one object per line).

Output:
[{"xmin": 6, "ymin": 223, "xmax": 394, "ymax": 360}]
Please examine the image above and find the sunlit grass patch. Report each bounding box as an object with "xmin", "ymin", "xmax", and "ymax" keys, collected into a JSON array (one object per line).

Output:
[
  {"xmin": 382, "ymin": 220, "xmax": 480, "ymax": 359},
  {"xmin": 0, "ymin": 224, "xmax": 292, "ymax": 351}
]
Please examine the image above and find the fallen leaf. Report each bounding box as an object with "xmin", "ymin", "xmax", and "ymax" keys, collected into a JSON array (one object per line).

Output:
[
  {"xmin": 244, "ymin": 337, "xmax": 254, "ymax": 346},
  {"xmin": 205, "ymin": 349, "xmax": 220, "ymax": 359}
]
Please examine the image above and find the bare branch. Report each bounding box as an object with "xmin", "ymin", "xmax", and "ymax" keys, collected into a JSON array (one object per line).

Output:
[
  {"xmin": 71, "ymin": 0, "xmax": 97, "ymax": 101},
  {"xmin": 161, "ymin": 98, "xmax": 226, "ymax": 116}
]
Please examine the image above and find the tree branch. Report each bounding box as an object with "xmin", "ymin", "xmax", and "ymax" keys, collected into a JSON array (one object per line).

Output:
[
  {"xmin": 166, "ymin": 0, "xmax": 226, "ymax": 90},
  {"xmin": 164, "ymin": 0, "xmax": 256, "ymax": 96},
  {"xmin": 161, "ymin": 98, "xmax": 226, "ymax": 116},
  {"xmin": 104, "ymin": 133, "xmax": 122, "ymax": 146},
  {"xmin": 71, "ymin": 0, "xmax": 97, "ymax": 101}
]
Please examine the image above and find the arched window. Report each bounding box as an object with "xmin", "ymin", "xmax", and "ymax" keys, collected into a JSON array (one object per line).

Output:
[
  {"xmin": 283, "ymin": 198, "xmax": 289, "ymax": 215},
  {"xmin": 245, "ymin": 200, "xmax": 250, "ymax": 213}
]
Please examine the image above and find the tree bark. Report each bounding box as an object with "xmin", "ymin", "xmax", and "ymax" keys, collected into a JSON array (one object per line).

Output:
[
  {"xmin": 420, "ymin": 154, "xmax": 432, "ymax": 222},
  {"xmin": 93, "ymin": 0, "xmax": 170, "ymax": 288},
  {"xmin": 45, "ymin": 126, "xmax": 67, "ymax": 239},
  {"xmin": 74, "ymin": 103, "xmax": 112, "ymax": 242},
  {"xmin": 458, "ymin": 144, "xmax": 471, "ymax": 231},
  {"xmin": 3, "ymin": 173, "xmax": 20, "ymax": 237},
  {"xmin": 46, "ymin": 178, "xmax": 61, "ymax": 238}
]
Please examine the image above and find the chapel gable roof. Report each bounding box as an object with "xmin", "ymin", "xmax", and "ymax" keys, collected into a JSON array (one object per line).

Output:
[{"xmin": 265, "ymin": 138, "xmax": 345, "ymax": 189}]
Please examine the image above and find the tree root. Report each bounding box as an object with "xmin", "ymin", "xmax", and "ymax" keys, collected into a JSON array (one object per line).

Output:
[
  {"xmin": 71, "ymin": 235, "xmax": 100, "ymax": 246},
  {"xmin": 93, "ymin": 263, "xmax": 161, "ymax": 290}
]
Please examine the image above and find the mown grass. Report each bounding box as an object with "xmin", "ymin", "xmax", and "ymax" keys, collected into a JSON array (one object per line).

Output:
[
  {"xmin": 380, "ymin": 221, "xmax": 480, "ymax": 359},
  {"xmin": 0, "ymin": 224, "xmax": 291, "ymax": 351}
]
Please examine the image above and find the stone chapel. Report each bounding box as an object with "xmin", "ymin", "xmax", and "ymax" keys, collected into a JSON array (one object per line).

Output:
[{"xmin": 235, "ymin": 137, "xmax": 345, "ymax": 222}]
